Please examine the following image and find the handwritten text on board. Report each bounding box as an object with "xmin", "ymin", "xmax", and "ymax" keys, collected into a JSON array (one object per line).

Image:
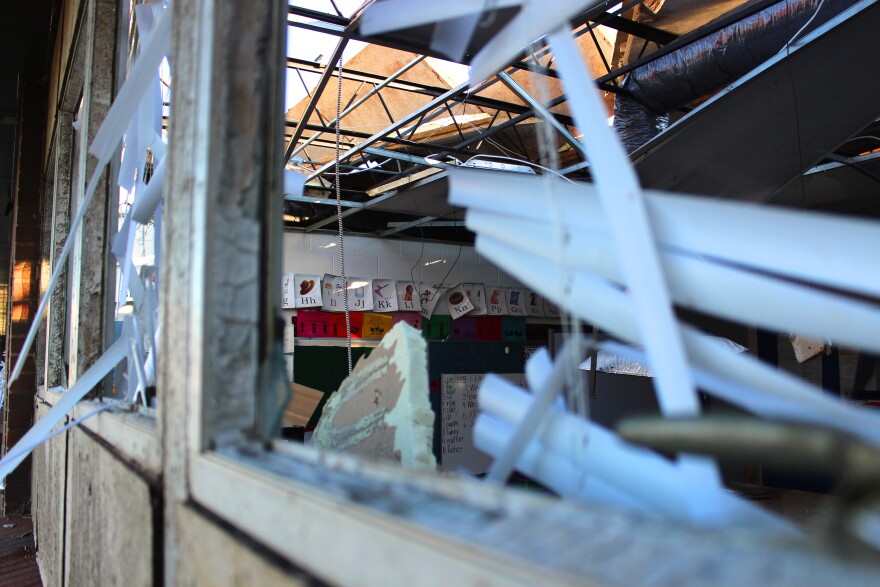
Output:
[{"xmin": 440, "ymin": 373, "xmax": 526, "ymax": 474}]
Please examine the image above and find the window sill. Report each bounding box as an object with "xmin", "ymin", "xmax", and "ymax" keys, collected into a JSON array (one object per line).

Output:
[
  {"xmin": 187, "ymin": 442, "xmax": 872, "ymax": 586},
  {"xmin": 39, "ymin": 387, "xmax": 162, "ymax": 478},
  {"xmin": 190, "ymin": 445, "xmax": 587, "ymax": 586}
]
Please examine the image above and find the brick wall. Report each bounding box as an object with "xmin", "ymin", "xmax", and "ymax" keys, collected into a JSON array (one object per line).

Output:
[{"xmin": 2, "ymin": 78, "xmax": 48, "ymax": 515}]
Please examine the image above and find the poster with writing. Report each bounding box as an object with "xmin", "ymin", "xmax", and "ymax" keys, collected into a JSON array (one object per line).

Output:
[
  {"xmin": 362, "ymin": 312, "xmax": 393, "ymax": 338},
  {"xmin": 446, "ymin": 284, "xmax": 474, "ymax": 319},
  {"xmin": 526, "ymin": 290, "xmax": 546, "ymax": 317},
  {"xmin": 321, "ymin": 275, "xmax": 374, "ymax": 312},
  {"xmin": 321, "ymin": 274, "xmax": 344, "ymax": 311},
  {"xmin": 543, "ymin": 298, "xmax": 560, "ymax": 318},
  {"xmin": 485, "ymin": 287, "xmax": 508, "ymax": 315},
  {"xmin": 505, "ymin": 288, "xmax": 526, "ymax": 316},
  {"xmin": 464, "ymin": 283, "xmax": 487, "ymax": 315},
  {"xmin": 348, "ymin": 277, "xmax": 374, "ymax": 312},
  {"xmin": 440, "ymin": 373, "xmax": 527, "ymax": 474},
  {"xmin": 396, "ymin": 281, "xmax": 421, "ymax": 312},
  {"xmin": 372, "ymin": 279, "xmax": 398, "ymax": 312},
  {"xmin": 418, "ymin": 283, "xmax": 443, "ymax": 319},
  {"xmin": 293, "ymin": 273, "xmax": 322, "ymax": 308},
  {"xmin": 282, "ymin": 273, "xmax": 295, "ymax": 309}
]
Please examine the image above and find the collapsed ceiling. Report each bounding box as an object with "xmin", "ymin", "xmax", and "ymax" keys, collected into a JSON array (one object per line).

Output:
[{"xmin": 284, "ymin": 0, "xmax": 880, "ymax": 241}]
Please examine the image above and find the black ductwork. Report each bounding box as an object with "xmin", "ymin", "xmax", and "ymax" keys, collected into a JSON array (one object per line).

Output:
[{"xmin": 614, "ymin": 0, "xmax": 859, "ymax": 154}]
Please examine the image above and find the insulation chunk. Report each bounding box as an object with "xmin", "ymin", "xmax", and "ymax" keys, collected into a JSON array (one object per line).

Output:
[
  {"xmin": 790, "ymin": 333, "xmax": 828, "ymax": 363},
  {"xmin": 310, "ymin": 323, "xmax": 436, "ymax": 470}
]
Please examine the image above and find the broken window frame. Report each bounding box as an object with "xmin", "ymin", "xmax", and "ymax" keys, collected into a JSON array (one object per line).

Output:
[
  {"xmin": 35, "ymin": 0, "xmax": 163, "ymax": 478},
  {"xmin": 29, "ymin": 1, "xmax": 867, "ymax": 584},
  {"xmin": 155, "ymin": 1, "xmax": 640, "ymax": 584}
]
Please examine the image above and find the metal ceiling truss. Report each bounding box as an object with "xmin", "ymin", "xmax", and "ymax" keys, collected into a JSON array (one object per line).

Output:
[{"xmin": 284, "ymin": 1, "xmax": 683, "ymax": 234}]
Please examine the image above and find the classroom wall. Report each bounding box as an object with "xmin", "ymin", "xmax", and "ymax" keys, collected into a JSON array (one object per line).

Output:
[{"xmin": 283, "ymin": 231, "xmax": 522, "ymax": 288}]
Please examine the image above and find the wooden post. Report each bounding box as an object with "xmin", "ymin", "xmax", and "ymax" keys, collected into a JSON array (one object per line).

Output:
[
  {"xmin": 161, "ymin": 0, "xmax": 285, "ymax": 581},
  {"xmin": 67, "ymin": 0, "xmax": 118, "ymax": 388},
  {"xmin": 43, "ymin": 111, "xmax": 74, "ymax": 390}
]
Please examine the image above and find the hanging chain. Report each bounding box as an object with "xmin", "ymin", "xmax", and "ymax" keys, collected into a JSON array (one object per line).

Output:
[{"xmin": 335, "ymin": 55, "xmax": 352, "ymax": 373}]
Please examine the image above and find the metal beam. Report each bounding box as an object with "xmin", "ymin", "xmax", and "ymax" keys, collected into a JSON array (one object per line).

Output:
[
  {"xmin": 287, "ymin": 56, "xmax": 440, "ymax": 94},
  {"xmin": 287, "ymin": 5, "xmax": 348, "ymax": 27},
  {"xmin": 305, "ymin": 168, "xmax": 452, "ymax": 233},
  {"xmin": 387, "ymin": 220, "xmax": 464, "ymax": 228},
  {"xmin": 454, "ymin": 90, "xmax": 568, "ymax": 151},
  {"xmin": 286, "ymin": 55, "xmax": 580, "ymax": 126},
  {"xmin": 497, "ymin": 71, "xmax": 586, "ymax": 159},
  {"xmin": 305, "ymin": 82, "xmax": 469, "ymax": 181},
  {"xmin": 288, "ymin": 134, "xmax": 357, "ymax": 151},
  {"xmin": 284, "ymin": 194, "xmax": 366, "ymax": 208},
  {"xmin": 303, "ymin": 185, "xmax": 423, "ymax": 232},
  {"xmin": 287, "ymin": 16, "xmax": 346, "ymax": 36},
  {"xmin": 287, "ymin": 0, "xmax": 654, "ymax": 192},
  {"xmin": 283, "ymin": 34, "xmax": 351, "ymax": 162},
  {"xmin": 560, "ymin": 159, "xmax": 592, "ymax": 175},
  {"xmin": 363, "ymin": 147, "xmax": 456, "ymax": 169},
  {"xmin": 289, "ymin": 1, "xmax": 641, "ymax": 189},
  {"xmin": 288, "ymin": 121, "xmax": 480, "ymax": 159},
  {"xmin": 379, "ymin": 216, "xmax": 438, "ymax": 237},
  {"xmin": 597, "ymin": 15, "xmax": 678, "ymax": 46},
  {"xmin": 291, "ymin": 55, "xmax": 425, "ymax": 158}
]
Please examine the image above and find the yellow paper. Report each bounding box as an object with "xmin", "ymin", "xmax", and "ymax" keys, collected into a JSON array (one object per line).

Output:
[{"xmin": 362, "ymin": 312, "xmax": 393, "ymax": 339}]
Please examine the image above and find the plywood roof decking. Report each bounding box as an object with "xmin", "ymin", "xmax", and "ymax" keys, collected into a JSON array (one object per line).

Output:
[{"xmin": 284, "ymin": 34, "xmax": 615, "ymax": 166}]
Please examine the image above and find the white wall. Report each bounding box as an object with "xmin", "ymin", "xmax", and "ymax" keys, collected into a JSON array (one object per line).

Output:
[{"xmin": 283, "ymin": 231, "xmax": 522, "ymax": 288}]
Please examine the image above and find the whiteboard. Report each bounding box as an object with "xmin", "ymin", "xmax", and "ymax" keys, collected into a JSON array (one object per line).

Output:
[{"xmin": 440, "ymin": 373, "xmax": 526, "ymax": 474}]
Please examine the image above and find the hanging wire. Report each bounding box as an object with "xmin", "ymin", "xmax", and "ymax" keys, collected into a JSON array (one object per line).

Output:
[
  {"xmin": 335, "ymin": 55, "xmax": 352, "ymax": 373},
  {"xmin": 777, "ymin": 0, "xmax": 820, "ymax": 207},
  {"xmin": 781, "ymin": 0, "xmax": 827, "ymax": 50},
  {"xmin": 404, "ymin": 101, "xmax": 473, "ymax": 300},
  {"xmin": 526, "ymin": 39, "xmax": 589, "ymax": 421}
]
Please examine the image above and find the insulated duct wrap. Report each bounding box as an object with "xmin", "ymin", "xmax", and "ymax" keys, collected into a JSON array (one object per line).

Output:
[
  {"xmin": 614, "ymin": 92, "xmax": 670, "ymax": 155},
  {"xmin": 614, "ymin": 0, "xmax": 858, "ymax": 152}
]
